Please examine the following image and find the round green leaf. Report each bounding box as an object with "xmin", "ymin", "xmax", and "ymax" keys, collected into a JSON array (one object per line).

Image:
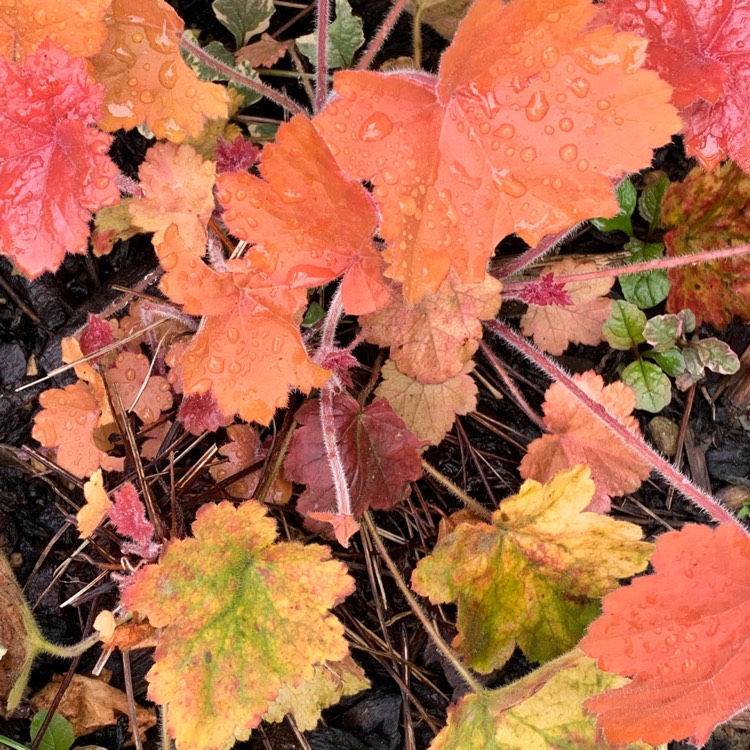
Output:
[
  {"xmin": 619, "ymin": 239, "xmax": 670, "ymax": 309},
  {"xmin": 603, "ymin": 300, "xmax": 647, "ymax": 350},
  {"xmin": 30, "ymin": 711, "xmax": 74, "ymax": 750},
  {"xmin": 622, "ymin": 360, "xmax": 672, "ymax": 412}
]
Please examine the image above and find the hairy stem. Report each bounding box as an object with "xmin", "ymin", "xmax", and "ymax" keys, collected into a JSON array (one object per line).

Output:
[
  {"xmin": 179, "ymin": 34, "xmax": 308, "ymax": 116},
  {"xmin": 362, "ymin": 512, "xmax": 485, "ymax": 694},
  {"xmin": 356, "ymin": 0, "xmax": 410, "ymax": 70},
  {"xmin": 315, "ymin": 0, "xmax": 331, "ymax": 111},
  {"xmin": 320, "ymin": 385, "xmax": 352, "ymax": 517},
  {"xmin": 486, "ymin": 320, "xmax": 748, "ymax": 533}
]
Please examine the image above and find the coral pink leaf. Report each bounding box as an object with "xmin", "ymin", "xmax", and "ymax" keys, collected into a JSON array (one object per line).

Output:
[
  {"xmin": 520, "ymin": 371, "xmax": 651, "ymax": 513},
  {"xmin": 0, "ymin": 39, "xmax": 120, "ymax": 278},
  {"xmin": 217, "ymin": 115, "xmax": 389, "ymax": 315},
  {"xmin": 581, "ymin": 523, "xmax": 750, "ymax": 747},
  {"xmin": 598, "ymin": 0, "xmax": 750, "ymax": 171},
  {"xmin": 80, "ymin": 314, "xmax": 116, "ymax": 357},
  {"xmin": 178, "ymin": 392, "xmax": 232, "ymax": 435},
  {"xmin": 110, "ymin": 482, "xmax": 158, "ymax": 560},
  {"xmin": 105, "ymin": 351, "xmax": 173, "ymax": 425},
  {"xmin": 314, "ymin": 0, "xmax": 680, "ymax": 302},
  {"xmin": 215, "ymin": 136, "xmax": 261, "ymax": 173},
  {"xmin": 284, "ymin": 395, "xmax": 423, "ymax": 532}
]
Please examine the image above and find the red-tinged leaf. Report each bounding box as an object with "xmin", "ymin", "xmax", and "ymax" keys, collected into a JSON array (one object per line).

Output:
[
  {"xmin": 141, "ymin": 421, "xmax": 172, "ymax": 460},
  {"xmin": 361, "ymin": 270, "xmax": 502, "ymax": 384},
  {"xmin": 375, "ymin": 360, "xmax": 477, "ymax": 446},
  {"xmin": 505, "ymin": 272, "xmax": 573, "ymax": 306},
  {"xmin": 412, "ymin": 467, "xmax": 653, "ymax": 672},
  {"xmin": 598, "ymin": 0, "xmax": 750, "ymax": 171},
  {"xmin": 209, "ymin": 424, "xmax": 292, "ymax": 504},
  {"xmin": 90, "ymin": 0, "xmax": 228, "ymax": 142},
  {"xmin": 581, "ymin": 523, "xmax": 750, "ymax": 747},
  {"xmin": 123, "ymin": 500, "xmax": 354, "ymax": 750},
  {"xmin": 32, "ymin": 381, "xmax": 124, "ymax": 479},
  {"xmin": 78, "ymin": 470, "xmax": 112, "ymax": 538},
  {"xmin": 80, "ymin": 314, "xmax": 115, "ymax": 357},
  {"xmin": 520, "ymin": 371, "xmax": 651, "ymax": 513},
  {"xmin": 236, "ymin": 33, "xmax": 290, "ymax": 69},
  {"xmin": 314, "ymin": 0, "xmax": 680, "ymax": 302},
  {"xmin": 0, "ymin": 40, "xmax": 120, "ymax": 278},
  {"xmin": 284, "ymin": 394, "xmax": 423, "ymax": 531},
  {"xmin": 110, "ymin": 482, "xmax": 158, "ymax": 560},
  {"xmin": 215, "ymin": 136, "xmax": 261, "ymax": 173},
  {"xmin": 307, "ymin": 512, "xmax": 361, "ymax": 548},
  {"xmin": 178, "ymin": 391, "xmax": 232, "ymax": 435},
  {"xmin": 661, "ymin": 162, "xmax": 750, "ymax": 329},
  {"xmin": 129, "ymin": 142, "xmax": 217, "ymax": 254},
  {"xmin": 0, "ymin": 0, "xmax": 110, "ymax": 60},
  {"xmin": 519, "ymin": 258, "xmax": 614, "ymax": 356},
  {"xmin": 217, "ymin": 115, "xmax": 389, "ymax": 315},
  {"xmin": 104, "ymin": 351, "xmax": 173, "ymax": 425}
]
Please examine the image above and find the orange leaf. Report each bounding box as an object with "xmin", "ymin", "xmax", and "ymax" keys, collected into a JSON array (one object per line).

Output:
[
  {"xmin": 157, "ymin": 224, "xmax": 329, "ymax": 423},
  {"xmin": 236, "ymin": 34, "xmax": 290, "ymax": 69},
  {"xmin": 361, "ymin": 270, "xmax": 501, "ymax": 384},
  {"xmin": 217, "ymin": 115, "xmax": 388, "ymax": 315},
  {"xmin": 581, "ymin": 523, "xmax": 750, "ymax": 747},
  {"xmin": 105, "ymin": 351, "xmax": 173, "ymax": 425},
  {"xmin": 78, "ymin": 469, "xmax": 112, "ymax": 538},
  {"xmin": 375, "ymin": 360, "xmax": 477, "ymax": 446},
  {"xmin": 0, "ymin": 40, "xmax": 120, "ymax": 278},
  {"xmin": 314, "ymin": 0, "xmax": 680, "ymax": 302},
  {"xmin": 123, "ymin": 500, "xmax": 354, "ymax": 750},
  {"xmin": 32, "ymin": 382, "xmax": 124, "ymax": 479},
  {"xmin": 520, "ymin": 371, "xmax": 651, "ymax": 513},
  {"xmin": 0, "ymin": 0, "xmax": 110, "ymax": 60},
  {"xmin": 519, "ymin": 258, "xmax": 614, "ymax": 355},
  {"xmin": 90, "ymin": 0, "xmax": 228, "ymax": 142},
  {"xmin": 129, "ymin": 142, "xmax": 217, "ymax": 254}
]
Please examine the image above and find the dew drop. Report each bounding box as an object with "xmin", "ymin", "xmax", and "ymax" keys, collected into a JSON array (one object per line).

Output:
[
  {"xmin": 449, "ymin": 161, "xmax": 481, "ymax": 190},
  {"xmin": 576, "ymin": 159, "xmax": 589, "ymax": 172},
  {"xmin": 665, "ymin": 633, "xmax": 678, "ymax": 648},
  {"xmin": 494, "ymin": 123, "xmax": 515, "ymax": 139},
  {"xmin": 567, "ymin": 77, "xmax": 590, "ymax": 98},
  {"xmin": 504, "ymin": 147, "xmax": 515, "ymax": 157},
  {"xmin": 334, "ymin": 122, "xmax": 347, "ymax": 134},
  {"xmin": 597, "ymin": 99, "xmax": 611, "ymax": 110},
  {"xmin": 381, "ymin": 168, "xmax": 399, "ymax": 186},
  {"xmin": 559, "ymin": 143, "xmax": 578, "ymax": 162},
  {"xmin": 208, "ymin": 356, "xmax": 225, "ymax": 374},
  {"xmin": 271, "ymin": 337, "xmax": 284, "ymax": 355},
  {"xmin": 33, "ymin": 7, "xmax": 46, "ymax": 23},
  {"xmin": 228, "ymin": 361, "xmax": 242, "ymax": 374},
  {"xmin": 460, "ymin": 203, "xmax": 474, "ymax": 216},
  {"xmin": 544, "ymin": 125, "xmax": 554, "ymax": 135},
  {"xmin": 75, "ymin": 414, "xmax": 88, "ymax": 426},
  {"xmin": 158, "ymin": 60, "xmax": 178, "ymax": 90},
  {"xmin": 358, "ymin": 111, "xmax": 393, "ymax": 141},
  {"xmin": 491, "ymin": 169, "xmax": 527, "ymax": 198},
  {"xmin": 132, "ymin": 32, "xmax": 144, "ymax": 43},
  {"xmin": 656, "ymin": 663, "xmax": 671, "ymax": 676},
  {"xmin": 614, "ymin": 117, "xmax": 624, "ymax": 125},
  {"xmin": 478, "ymin": 122, "xmax": 490, "ymax": 135},
  {"xmin": 542, "ymin": 46, "xmax": 559, "ymax": 68},
  {"xmin": 125, "ymin": 368, "xmax": 137, "ymax": 381},
  {"xmin": 682, "ymin": 657, "xmax": 697, "ymax": 673},
  {"xmin": 520, "ymin": 147, "xmax": 536, "ymax": 162},
  {"xmin": 139, "ymin": 90, "xmax": 155, "ymax": 104},
  {"xmin": 525, "ymin": 90, "xmax": 550, "ymax": 121},
  {"xmin": 559, "ymin": 117, "xmax": 574, "ymax": 132}
]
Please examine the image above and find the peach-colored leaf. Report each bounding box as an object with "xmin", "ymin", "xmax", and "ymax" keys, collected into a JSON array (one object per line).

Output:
[
  {"xmin": 361, "ymin": 270, "xmax": 502, "ymax": 384},
  {"xmin": 236, "ymin": 33, "xmax": 290, "ymax": 68},
  {"xmin": 129, "ymin": 142, "xmax": 217, "ymax": 254},
  {"xmin": 77, "ymin": 469, "xmax": 112, "ymax": 538},
  {"xmin": 123, "ymin": 500, "xmax": 354, "ymax": 750},
  {"xmin": 520, "ymin": 371, "xmax": 651, "ymax": 513},
  {"xmin": 0, "ymin": 0, "xmax": 110, "ymax": 60},
  {"xmin": 284, "ymin": 394, "xmax": 423, "ymax": 530},
  {"xmin": 105, "ymin": 351, "xmax": 173, "ymax": 425},
  {"xmin": 217, "ymin": 115, "xmax": 388, "ymax": 315},
  {"xmin": 91, "ymin": 0, "xmax": 228, "ymax": 142},
  {"xmin": 314, "ymin": 0, "xmax": 680, "ymax": 302},
  {"xmin": 581, "ymin": 523, "xmax": 750, "ymax": 747},
  {"xmin": 375, "ymin": 360, "xmax": 477, "ymax": 446},
  {"xmin": 0, "ymin": 40, "xmax": 120, "ymax": 278},
  {"xmin": 32, "ymin": 382, "xmax": 124, "ymax": 479},
  {"xmin": 520, "ymin": 259, "xmax": 614, "ymax": 356},
  {"xmin": 598, "ymin": 0, "xmax": 750, "ymax": 171},
  {"xmin": 412, "ymin": 467, "xmax": 653, "ymax": 672}
]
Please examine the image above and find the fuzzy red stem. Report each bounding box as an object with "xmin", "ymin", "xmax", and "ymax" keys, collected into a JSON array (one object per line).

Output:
[
  {"xmin": 315, "ymin": 0, "xmax": 331, "ymax": 111},
  {"xmin": 179, "ymin": 35, "xmax": 308, "ymax": 116},
  {"xmin": 485, "ymin": 319, "xmax": 748, "ymax": 534},
  {"xmin": 356, "ymin": 0, "xmax": 410, "ymax": 70}
]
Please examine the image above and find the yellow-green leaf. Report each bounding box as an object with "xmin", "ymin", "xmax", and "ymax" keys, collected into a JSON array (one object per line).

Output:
[
  {"xmin": 429, "ymin": 650, "xmax": 653, "ymax": 749},
  {"xmin": 123, "ymin": 500, "xmax": 355, "ymax": 750},
  {"xmin": 411, "ymin": 467, "xmax": 652, "ymax": 672}
]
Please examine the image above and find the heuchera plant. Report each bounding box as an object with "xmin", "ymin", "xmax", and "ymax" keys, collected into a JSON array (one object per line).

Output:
[{"xmin": 3, "ymin": 0, "xmax": 750, "ymax": 748}]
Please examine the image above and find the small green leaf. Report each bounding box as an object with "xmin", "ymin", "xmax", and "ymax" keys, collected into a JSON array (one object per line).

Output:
[
  {"xmin": 212, "ymin": 0, "xmax": 274, "ymax": 47},
  {"xmin": 296, "ymin": 0, "xmax": 364, "ymax": 70},
  {"xmin": 677, "ymin": 308, "xmax": 697, "ymax": 334},
  {"xmin": 30, "ymin": 711, "xmax": 74, "ymax": 750},
  {"xmin": 645, "ymin": 348, "xmax": 685, "ymax": 377},
  {"xmin": 638, "ymin": 172, "xmax": 670, "ymax": 227},
  {"xmin": 619, "ymin": 238, "xmax": 670, "ymax": 309},
  {"xmin": 622, "ymin": 360, "xmax": 672, "ymax": 412},
  {"xmin": 591, "ymin": 179, "xmax": 637, "ymax": 236},
  {"xmin": 691, "ymin": 339, "xmax": 741, "ymax": 375},
  {"xmin": 643, "ymin": 314, "xmax": 682, "ymax": 351},
  {"xmin": 302, "ymin": 301, "xmax": 326, "ymax": 327},
  {"xmin": 603, "ymin": 300, "xmax": 646, "ymax": 350}
]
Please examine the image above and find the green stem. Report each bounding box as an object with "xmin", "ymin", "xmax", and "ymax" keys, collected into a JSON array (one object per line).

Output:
[{"xmin": 0, "ymin": 735, "xmax": 30, "ymax": 750}]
